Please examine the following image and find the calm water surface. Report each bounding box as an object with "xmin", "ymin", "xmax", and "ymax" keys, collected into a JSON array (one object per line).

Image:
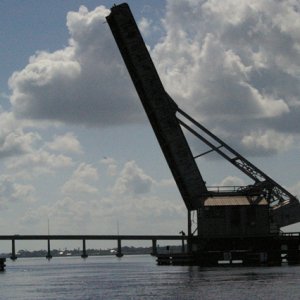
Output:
[{"xmin": 1, "ymin": 255, "xmax": 300, "ymax": 299}]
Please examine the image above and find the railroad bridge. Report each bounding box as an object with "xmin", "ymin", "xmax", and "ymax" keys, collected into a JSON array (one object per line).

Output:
[
  {"xmin": 105, "ymin": 3, "xmax": 300, "ymax": 266},
  {"xmin": 1, "ymin": 3, "xmax": 300, "ymax": 268}
]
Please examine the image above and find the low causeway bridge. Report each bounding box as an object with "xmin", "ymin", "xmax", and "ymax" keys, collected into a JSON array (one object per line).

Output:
[
  {"xmin": 2, "ymin": 233, "xmax": 300, "ymax": 265},
  {"xmin": 0, "ymin": 234, "xmax": 187, "ymax": 260}
]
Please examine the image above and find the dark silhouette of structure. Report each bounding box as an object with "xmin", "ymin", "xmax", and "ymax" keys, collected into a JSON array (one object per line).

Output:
[
  {"xmin": 0, "ymin": 258, "xmax": 5, "ymax": 271},
  {"xmin": 106, "ymin": 3, "xmax": 300, "ymax": 265}
]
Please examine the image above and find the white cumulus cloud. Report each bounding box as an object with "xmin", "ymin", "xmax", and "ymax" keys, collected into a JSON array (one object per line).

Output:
[
  {"xmin": 61, "ymin": 163, "xmax": 99, "ymax": 195},
  {"xmin": 9, "ymin": 5, "xmax": 141, "ymax": 126},
  {"xmin": 0, "ymin": 175, "xmax": 36, "ymax": 209},
  {"xmin": 7, "ymin": 1, "xmax": 300, "ymax": 157},
  {"xmin": 152, "ymin": 0, "xmax": 300, "ymax": 155},
  {"xmin": 46, "ymin": 132, "xmax": 82, "ymax": 154},
  {"xmin": 0, "ymin": 111, "xmax": 39, "ymax": 159},
  {"xmin": 112, "ymin": 160, "xmax": 155, "ymax": 196}
]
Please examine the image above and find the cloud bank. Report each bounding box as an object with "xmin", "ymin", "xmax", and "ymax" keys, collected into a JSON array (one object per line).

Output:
[
  {"xmin": 8, "ymin": 1, "xmax": 300, "ymax": 156},
  {"xmin": 153, "ymin": 0, "xmax": 300, "ymax": 155}
]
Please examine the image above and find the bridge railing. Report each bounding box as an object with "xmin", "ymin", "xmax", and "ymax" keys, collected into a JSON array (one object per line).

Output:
[{"xmin": 280, "ymin": 232, "xmax": 300, "ymax": 237}]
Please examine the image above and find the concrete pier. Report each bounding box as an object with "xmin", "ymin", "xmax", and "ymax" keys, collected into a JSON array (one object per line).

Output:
[
  {"xmin": 156, "ymin": 235, "xmax": 294, "ymax": 266},
  {"xmin": 10, "ymin": 239, "xmax": 17, "ymax": 260},
  {"xmin": 46, "ymin": 239, "xmax": 52, "ymax": 259},
  {"xmin": 116, "ymin": 239, "xmax": 123, "ymax": 257},
  {"xmin": 81, "ymin": 239, "xmax": 88, "ymax": 258},
  {"xmin": 0, "ymin": 258, "xmax": 6, "ymax": 271},
  {"xmin": 287, "ymin": 242, "xmax": 300, "ymax": 265},
  {"xmin": 151, "ymin": 239, "xmax": 157, "ymax": 256}
]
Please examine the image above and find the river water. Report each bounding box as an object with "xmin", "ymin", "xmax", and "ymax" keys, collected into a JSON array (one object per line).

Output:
[{"xmin": 1, "ymin": 255, "xmax": 300, "ymax": 299}]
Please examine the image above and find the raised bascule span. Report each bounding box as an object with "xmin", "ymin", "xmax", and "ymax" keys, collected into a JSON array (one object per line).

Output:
[
  {"xmin": 107, "ymin": 3, "xmax": 300, "ymax": 265},
  {"xmin": 106, "ymin": 4, "xmax": 208, "ymax": 211}
]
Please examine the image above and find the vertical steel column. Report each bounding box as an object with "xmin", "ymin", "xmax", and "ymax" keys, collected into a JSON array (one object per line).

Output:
[
  {"xmin": 10, "ymin": 239, "xmax": 17, "ymax": 260},
  {"xmin": 187, "ymin": 210, "xmax": 192, "ymax": 253},
  {"xmin": 81, "ymin": 239, "xmax": 88, "ymax": 258},
  {"xmin": 46, "ymin": 239, "xmax": 52, "ymax": 260}
]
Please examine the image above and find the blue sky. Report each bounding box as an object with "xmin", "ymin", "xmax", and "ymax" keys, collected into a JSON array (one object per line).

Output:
[
  {"xmin": 0, "ymin": 0, "xmax": 164, "ymax": 93},
  {"xmin": 1, "ymin": 0, "xmax": 300, "ymax": 251}
]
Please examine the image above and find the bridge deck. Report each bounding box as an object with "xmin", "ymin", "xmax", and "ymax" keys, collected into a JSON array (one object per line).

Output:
[{"xmin": 0, "ymin": 234, "xmax": 186, "ymax": 241}]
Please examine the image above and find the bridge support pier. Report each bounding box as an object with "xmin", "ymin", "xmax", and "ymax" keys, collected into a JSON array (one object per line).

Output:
[
  {"xmin": 10, "ymin": 239, "xmax": 17, "ymax": 260},
  {"xmin": 81, "ymin": 239, "xmax": 88, "ymax": 258},
  {"xmin": 46, "ymin": 239, "xmax": 52, "ymax": 260},
  {"xmin": 116, "ymin": 239, "xmax": 123, "ymax": 257},
  {"xmin": 151, "ymin": 239, "xmax": 157, "ymax": 256},
  {"xmin": 0, "ymin": 258, "xmax": 6, "ymax": 271}
]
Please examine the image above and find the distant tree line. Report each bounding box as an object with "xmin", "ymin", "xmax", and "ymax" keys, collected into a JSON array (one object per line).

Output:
[{"xmin": 0, "ymin": 245, "xmax": 182, "ymax": 258}]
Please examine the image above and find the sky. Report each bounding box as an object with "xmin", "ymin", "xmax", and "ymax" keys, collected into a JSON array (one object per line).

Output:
[{"xmin": 1, "ymin": 0, "xmax": 300, "ymax": 251}]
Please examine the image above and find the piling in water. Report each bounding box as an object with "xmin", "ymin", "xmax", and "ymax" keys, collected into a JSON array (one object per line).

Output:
[{"xmin": 0, "ymin": 258, "xmax": 6, "ymax": 271}]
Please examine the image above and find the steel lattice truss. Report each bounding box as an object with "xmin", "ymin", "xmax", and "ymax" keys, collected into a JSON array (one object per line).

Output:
[
  {"xmin": 177, "ymin": 108, "xmax": 300, "ymax": 227},
  {"xmin": 107, "ymin": 3, "xmax": 300, "ymax": 228}
]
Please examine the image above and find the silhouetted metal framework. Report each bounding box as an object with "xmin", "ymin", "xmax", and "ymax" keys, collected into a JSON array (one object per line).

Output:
[
  {"xmin": 106, "ymin": 3, "xmax": 300, "ymax": 228},
  {"xmin": 177, "ymin": 108, "xmax": 300, "ymax": 227}
]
